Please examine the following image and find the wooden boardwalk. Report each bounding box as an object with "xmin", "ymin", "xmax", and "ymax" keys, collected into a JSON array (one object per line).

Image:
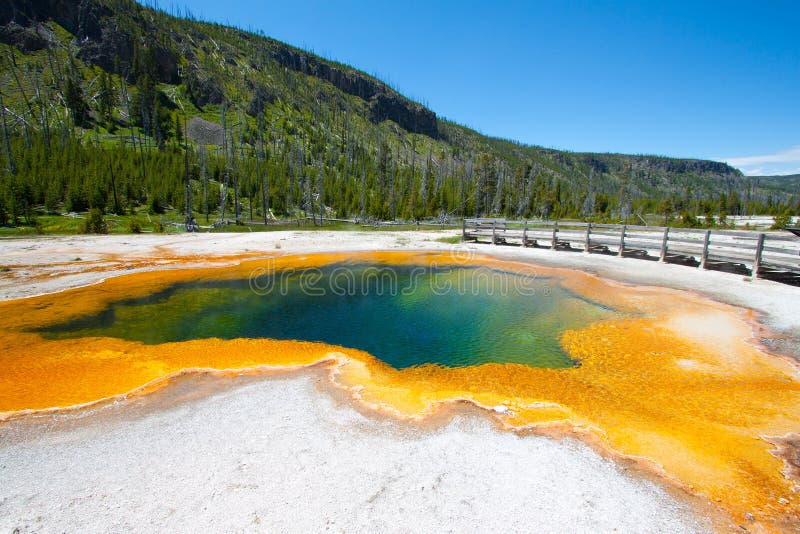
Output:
[{"xmin": 463, "ymin": 219, "xmax": 800, "ymax": 285}]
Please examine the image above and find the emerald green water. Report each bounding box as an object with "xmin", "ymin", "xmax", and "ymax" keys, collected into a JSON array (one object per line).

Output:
[{"xmin": 40, "ymin": 264, "xmax": 617, "ymax": 369}]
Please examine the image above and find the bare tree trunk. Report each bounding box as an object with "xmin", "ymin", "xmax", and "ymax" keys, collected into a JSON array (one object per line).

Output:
[
  {"xmin": 33, "ymin": 79, "xmax": 51, "ymax": 154},
  {"xmin": 390, "ymin": 164, "xmax": 396, "ymax": 221},
  {"xmin": 359, "ymin": 166, "xmax": 366, "ymax": 219},
  {"xmin": 238, "ymin": 111, "xmax": 245, "ymax": 224},
  {"xmin": 7, "ymin": 51, "xmax": 33, "ymax": 147},
  {"xmin": 0, "ymin": 92, "xmax": 16, "ymax": 175},
  {"xmin": 183, "ymin": 114, "xmax": 193, "ymax": 229},
  {"xmin": 475, "ymin": 168, "xmax": 482, "ymax": 218},
  {"xmin": 45, "ymin": 42, "xmax": 64, "ymax": 94},
  {"xmin": 199, "ymin": 145, "xmax": 209, "ymax": 223},
  {"xmin": 464, "ymin": 159, "xmax": 474, "ymax": 218},
  {"xmin": 317, "ymin": 156, "xmax": 325, "ymax": 225},
  {"xmin": 259, "ymin": 129, "xmax": 269, "ymax": 224},
  {"xmin": 109, "ymin": 163, "xmax": 121, "ymax": 214},
  {"xmin": 232, "ymin": 147, "xmax": 239, "ymax": 224},
  {"xmin": 220, "ymin": 103, "xmax": 229, "ymax": 221}
]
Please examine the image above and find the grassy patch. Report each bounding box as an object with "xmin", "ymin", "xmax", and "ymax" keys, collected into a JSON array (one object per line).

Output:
[
  {"xmin": 0, "ymin": 213, "xmax": 183, "ymax": 236},
  {"xmin": 0, "ymin": 211, "xmax": 461, "ymax": 237}
]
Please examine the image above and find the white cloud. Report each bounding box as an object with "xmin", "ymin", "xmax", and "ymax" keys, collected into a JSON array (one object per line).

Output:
[{"xmin": 719, "ymin": 146, "xmax": 800, "ymax": 176}]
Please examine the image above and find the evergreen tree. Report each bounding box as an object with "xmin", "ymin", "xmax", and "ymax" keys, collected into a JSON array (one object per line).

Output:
[{"xmin": 64, "ymin": 73, "xmax": 88, "ymax": 128}]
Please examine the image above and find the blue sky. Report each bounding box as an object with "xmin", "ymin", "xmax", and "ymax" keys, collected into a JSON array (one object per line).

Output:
[{"xmin": 171, "ymin": 1, "xmax": 799, "ymax": 176}]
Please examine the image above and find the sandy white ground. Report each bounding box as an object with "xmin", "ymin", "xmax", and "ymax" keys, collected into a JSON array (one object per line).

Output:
[{"xmin": 0, "ymin": 374, "xmax": 708, "ymax": 533}]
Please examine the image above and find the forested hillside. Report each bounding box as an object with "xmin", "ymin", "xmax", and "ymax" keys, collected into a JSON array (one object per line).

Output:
[
  {"xmin": 0, "ymin": 0, "xmax": 797, "ymax": 231},
  {"xmin": 750, "ymin": 174, "xmax": 800, "ymax": 195}
]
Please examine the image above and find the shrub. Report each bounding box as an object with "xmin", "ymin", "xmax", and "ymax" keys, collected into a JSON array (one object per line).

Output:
[
  {"xmin": 81, "ymin": 208, "xmax": 108, "ymax": 234},
  {"xmin": 65, "ymin": 186, "xmax": 88, "ymax": 213},
  {"xmin": 679, "ymin": 211, "xmax": 699, "ymax": 228},
  {"xmin": 153, "ymin": 221, "xmax": 165, "ymax": 233},
  {"xmin": 44, "ymin": 183, "xmax": 61, "ymax": 214},
  {"xmin": 128, "ymin": 218, "xmax": 143, "ymax": 233},
  {"xmin": 771, "ymin": 210, "xmax": 795, "ymax": 230},
  {"xmin": 148, "ymin": 196, "xmax": 165, "ymax": 215},
  {"xmin": 89, "ymin": 186, "xmax": 107, "ymax": 212}
]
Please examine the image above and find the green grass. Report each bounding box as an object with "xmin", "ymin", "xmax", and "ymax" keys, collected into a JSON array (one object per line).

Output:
[
  {"xmin": 0, "ymin": 211, "xmax": 460, "ymax": 237},
  {"xmin": 434, "ymin": 235, "xmax": 463, "ymax": 244},
  {"xmin": 0, "ymin": 213, "xmax": 181, "ymax": 236},
  {"xmin": 210, "ymin": 221, "xmax": 459, "ymax": 233}
]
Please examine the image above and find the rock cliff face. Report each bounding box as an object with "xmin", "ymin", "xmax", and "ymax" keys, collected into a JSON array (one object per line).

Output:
[
  {"xmin": 268, "ymin": 44, "xmax": 381, "ymax": 101},
  {"xmin": 246, "ymin": 85, "xmax": 277, "ymax": 117},
  {"xmin": 1, "ymin": 0, "xmax": 110, "ymax": 40},
  {"xmin": 1, "ymin": 0, "xmax": 439, "ymax": 138},
  {"xmin": 267, "ymin": 42, "xmax": 438, "ymax": 137},
  {"xmin": 185, "ymin": 67, "xmax": 225, "ymax": 108},
  {"xmin": 0, "ymin": 22, "xmax": 49, "ymax": 51},
  {"xmin": 368, "ymin": 92, "xmax": 438, "ymax": 138},
  {"xmin": 1, "ymin": 0, "xmax": 179, "ymax": 83}
]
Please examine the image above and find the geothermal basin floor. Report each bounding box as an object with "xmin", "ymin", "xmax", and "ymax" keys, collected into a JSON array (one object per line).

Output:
[{"xmin": 0, "ymin": 373, "xmax": 708, "ymax": 532}]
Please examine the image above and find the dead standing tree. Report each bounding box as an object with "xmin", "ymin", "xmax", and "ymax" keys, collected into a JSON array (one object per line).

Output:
[
  {"xmin": 581, "ymin": 168, "xmax": 596, "ymax": 217},
  {"xmin": 257, "ymin": 120, "xmax": 269, "ymax": 224},
  {"xmin": 0, "ymin": 90, "xmax": 16, "ymax": 176},
  {"xmin": 219, "ymin": 101, "xmax": 230, "ymax": 222},
  {"xmin": 316, "ymin": 156, "xmax": 325, "ymax": 225},
  {"xmin": 198, "ymin": 144, "xmax": 209, "ymax": 222},
  {"xmin": 183, "ymin": 114, "xmax": 196, "ymax": 230}
]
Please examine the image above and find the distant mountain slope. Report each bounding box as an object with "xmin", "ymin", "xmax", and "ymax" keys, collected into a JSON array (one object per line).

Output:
[
  {"xmin": 749, "ymin": 174, "xmax": 800, "ymax": 193},
  {"xmin": 0, "ymin": 0, "xmax": 796, "ymax": 226}
]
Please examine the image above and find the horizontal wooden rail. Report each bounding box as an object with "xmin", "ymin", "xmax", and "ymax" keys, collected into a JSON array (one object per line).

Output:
[{"xmin": 463, "ymin": 218, "xmax": 800, "ymax": 284}]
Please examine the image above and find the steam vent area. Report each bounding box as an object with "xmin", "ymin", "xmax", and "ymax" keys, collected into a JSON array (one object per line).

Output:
[{"xmin": 1, "ymin": 233, "xmax": 799, "ymax": 532}]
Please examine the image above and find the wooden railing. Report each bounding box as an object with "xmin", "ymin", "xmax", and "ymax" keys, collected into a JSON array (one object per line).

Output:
[{"xmin": 462, "ymin": 219, "xmax": 800, "ymax": 284}]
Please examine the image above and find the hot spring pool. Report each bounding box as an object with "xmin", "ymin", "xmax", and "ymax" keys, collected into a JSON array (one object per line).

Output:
[
  {"xmin": 4, "ymin": 250, "xmax": 800, "ymax": 527},
  {"xmin": 39, "ymin": 263, "xmax": 618, "ymax": 369}
]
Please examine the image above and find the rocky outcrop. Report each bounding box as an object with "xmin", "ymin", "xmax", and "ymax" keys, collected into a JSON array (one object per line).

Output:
[
  {"xmin": 2, "ymin": 0, "xmax": 179, "ymax": 84},
  {"xmin": 268, "ymin": 42, "xmax": 438, "ymax": 138},
  {"xmin": 0, "ymin": 0, "xmax": 111, "ymax": 41},
  {"xmin": 3, "ymin": 0, "xmax": 439, "ymax": 137},
  {"xmin": 269, "ymin": 44, "xmax": 379, "ymax": 100},
  {"xmin": 186, "ymin": 117, "xmax": 223, "ymax": 146},
  {"xmin": 368, "ymin": 92, "xmax": 438, "ymax": 138},
  {"xmin": 186, "ymin": 67, "xmax": 225, "ymax": 108},
  {"xmin": 74, "ymin": 22, "xmax": 134, "ymax": 76},
  {"xmin": 246, "ymin": 85, "xmax": 277, "ymax": 117},
  {"xmin": 0, "ymin": 22, "xmax": 48, "ymax": 51}
]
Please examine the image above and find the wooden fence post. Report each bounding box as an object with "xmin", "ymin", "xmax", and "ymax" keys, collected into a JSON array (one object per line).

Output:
[
  {"xmin": 462, "ymin": 218, "xmax": 466, "ymax": 241},
  {"xmin": 522, "ymin": 220, "xmax": 528, "ymax": 247},
  {"xmin": 551, "ymin": 221, "xmax": 558, "ymax": 249},
  {"xmin": 492, "ymin": 221, "xmax": 497, "ymax": 245},
  {"xmin": 753, "ymin": 233, "xmax": 766, "ymax": 278},
  {"xmin": 584, "ymin": 223, "xmax": 592, "ymax": 252},
  {"xmin": 660, "ymin": 227, "xmax": 670, "ymax": 262},
  {"xmin": 700, "ymin": 230, "xmax": 711, "ymax": 269},
  {"xmin": 618, "ymin": 225, "xmax": 626, "ymax": 257}
]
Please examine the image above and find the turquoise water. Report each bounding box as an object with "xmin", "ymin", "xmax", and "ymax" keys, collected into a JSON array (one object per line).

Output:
[{"xmin": 40, "ymin": 264, "xmax": 617, "ymax": 369}]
